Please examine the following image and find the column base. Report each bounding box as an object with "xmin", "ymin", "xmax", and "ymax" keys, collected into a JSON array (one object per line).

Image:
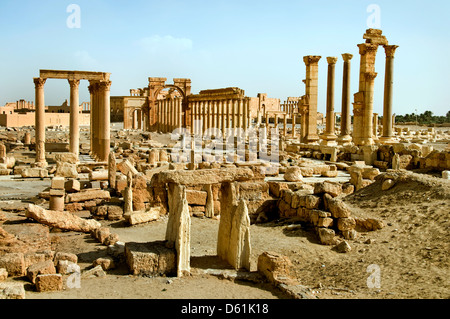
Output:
[
  {"xmin": 320, "ymin": 134, "xmax": 338, "ymax": 146},
  {"xmin": 304, "ymin": 134, "xmax": 320, "ymax": 145},
  {"xmin": 337, "ymin": 135, "xmax": 352, "ymax": 145},
  {"xmin": 378, "ymin": 136, "xmax": 399, "ymax": 145},
  {"xmin": 32, "ymin": 161, "xmax": 48, "ymax": 168}
]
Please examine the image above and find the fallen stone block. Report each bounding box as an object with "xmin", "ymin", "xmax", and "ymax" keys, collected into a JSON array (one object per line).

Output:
[
  {"xmin": 257, "ymin": 251, "xmax": 293, "ymax": 285},
  {"xmin": 284, "ymin": 166, "xmax": 303, "ymax": 182},
  {"xmin": 65, "ymin": 189, "xmax": 111, "ymax": 203},
  {"xmin": 51, "ymin": 177, "xmax": 65, "ymax": 190},
  {"xmin": 89, "ymin": 170, "xmax": 109, "ymax": 181},
  {"xmin": 21, "ymin": 168, "xmax": 48, "ymax": 178},
  {"xmin": 82, "ymin": 265, "xmax": 106, "ymax": 278},
  {"xmin": 54, "ymin": 153, "xmax": 78, "ymax": 164},
  {"xmin": 26, "ymin": 260, "xmax": 56, "ymax": 284},
  {"xmin": 125, "ymin": 241, "xmax": 176, "ymax": 276},
  {"xmin": 26, "ymin": 204, "xmax": 101, "ymax": 233},
  {"xmin": 336, "ymin": 240, "xmax": 352, "ymax": 253},
  {"xmin": 56, "ymin": 260, "xmax": 78, "ymax": 275},
  {"xmin": 314, "ymin": 181, "xmax": 342, "ymax": 197},
  {"xmin": 93, "ymin": 257, "xmax": 116, "ymax": 271},
  {"xmin": 125, "ymin": 207, "xmax": 161, "ymax": 225},
  {"xmin": 117, "ymin": 159, "xmax": 139, "ymax": 177},
  {"xmin": 0, "ymin": 253, "xmax": 25, "ymax": 276},
  {"xmin": 317, "ymin": 228, "xmax": 338, "ymax": 245},
  {"xmin": 65, "ymin": 179, "xmax": 81, "ymax": 193},
  {"xmin": 35, "ymin": 274, "xmax": 63, "ymax": 292},
  {"xmin": 55, "ymin": 162, "xmax": 78, "ymax": 178},
  {"xmin": 0, "ymin": 282, "xmax": 26, "ymax": 299},
  {"xmin": 53, "ymin": 252, "xmax": 78, "ymax": 266},
  {"xmin": 326, "ymin": 197, "xmax": 351, "ymax": 218}
]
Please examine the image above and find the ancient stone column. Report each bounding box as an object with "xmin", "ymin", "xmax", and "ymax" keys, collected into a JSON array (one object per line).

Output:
[
  {"xmin": 88, "ymin": 82, "xmax": 95, "ymax": 156},
  {"xmin": 178, "ymin": 98, "xmax": 183, "ymax": 131},
  {"xmin": 98, "ymin": 81, "xmax": 111, "ymax": 162},
  {"xmin": 237, "ymin": 99, "xmax": 243, "ymax": 129},
  {"xmin": 338, "ymin": 53, "xmax": 353, "ymax": 145},
  {"xmin": 34, "ymin": 77, "xmax": 47, "ymax": 166},
  {"xmin": 380, "ymin": 45, "xmax": 399, "ymax": 144},
  {"xmin": 283, "ymin": 114, "xmax": 287, "ymax": 137},
  {"xmin": 354, "ymin": 43, "xmax": 378, "ymax": 146},
  {"xmin": 190, "ymin": 102, "xmax": 195, "ymax": 135},
  {"xmin": 243, "ymin": 98, "xmax": 248, "ymax": 131},
  {"xmin": 303, "ymin": 56, "xmax": 321, "ymax": 144},
  {"xmin": 68, "ymin": 79, "xmax": 80, "ymax": 160},
  {"xmin": 373, "ymin": 113, "xmax": 379, "ymax": 140},
  {"xmin": 232, "ymin": 99, "xmax": 237, "ymax": 130},
  {"xmin": 220, "ymin": 100, "xmax": 226, "ymax": 136},
  {"xmin": 292, "ymin": 114, "xmax": 296, "ymax": 138},
  {"xmin": 321, "ymin": 57, "xmax": 338, "ymax": 146},
  {"xmin": 123, "ymin": 172, "xmax": 133, "ymax": 215}
]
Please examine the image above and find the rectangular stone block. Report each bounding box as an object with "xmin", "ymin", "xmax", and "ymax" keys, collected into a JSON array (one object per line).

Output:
[
  {"xmin": 51, "ymin": 177, "xmax": 65, "ymax": 190},
  {"xmin": 21, "ymin": 168, "xmax": 48, "ymax": 178},
  {"xmin": 26, "ymin": 260, "xmax": 56, "ymax": 284},
  {"xmin": 0, "ymin": 282, "xmax": 26, "ymax": 299},
  {"xmin": 65, "ymin": 179, "xmax": 81, "ymax": 192},
  {"xmin": 0, "ymin": 253, "xmax": 25, "ymax": 276},
  {"xmin": 185, "ymin": 190, "xmax": 207, "ymax": 206},
  {"xmin": 125, "ymin": 241, "xmax": 176, "ymax": 276},
  {"xmin": 66, "ymin": 189, "xmax": 111, "ymax": 203},
  {"xmin": 35, "ymin": 274, "xmax": 63, "ymax": 292}
]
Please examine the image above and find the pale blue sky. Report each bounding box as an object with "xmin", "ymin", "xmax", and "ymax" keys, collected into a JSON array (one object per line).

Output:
[{"xmin": 0, "ymin": 0, "xmax": 449, "ymax": 116}]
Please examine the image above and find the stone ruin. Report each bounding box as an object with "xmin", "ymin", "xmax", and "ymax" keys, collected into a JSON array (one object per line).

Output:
[{"xmin": 1, "ymin": 28, "xmax": 449, "ymax": 299}]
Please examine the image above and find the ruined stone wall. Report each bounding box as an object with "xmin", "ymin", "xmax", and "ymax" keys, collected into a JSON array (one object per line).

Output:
[{"xmin": 0, "ymin": 112, "xmax": 90, "ymax": 128}]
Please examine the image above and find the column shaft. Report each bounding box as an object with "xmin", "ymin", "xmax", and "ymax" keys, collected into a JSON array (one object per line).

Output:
[
  {"xmin": 34, "ymin": 78, "xmax": 47, "ymax": 165},
  {"xmin": 69, "ymin": 79, "xmax": 80, "ymax": 159}
]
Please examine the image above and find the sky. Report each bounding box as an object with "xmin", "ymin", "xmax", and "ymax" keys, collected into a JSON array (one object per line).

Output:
[{"xmin": 0, "ymin": 0, "xmax": 449, "ymax": 116}]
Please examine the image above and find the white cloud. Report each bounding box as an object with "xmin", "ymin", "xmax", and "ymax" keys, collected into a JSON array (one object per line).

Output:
[{"xmin": 137, "ymin": 35, "xmax": 193, "ymax": 55}]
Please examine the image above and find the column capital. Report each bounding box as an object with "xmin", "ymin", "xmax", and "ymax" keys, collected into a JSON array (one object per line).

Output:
[
  {"xmin": 98, "ymin": 80, "xmax": 112, "ymax": 92},
  {"xmin": 88, "ymin": 81, "xmax": 99, "ymax": 94},
  {"xmin": 33, "ymin": 77, "xmax": 46, "ymax": 89},
  {"xmin": 303, "ymin": 55, "xmax": 322, "ymax": 66},
  {"xmin": 68, "ymin": 79, "xmax": 80, "ymax": 89},
  {"xmin": 358, "ymin": 43, "xmax": 378, "ymax": 55},
  {"xmin": 384, "ymin": 45, "xmax": 399, "ymax": 58},
  {"xmin": 342, "ymin": 53, "xmax": 354, "ymax": 62},
  {"xmin": 364, "ymin": 71, "xmax": 378, "ymax": 81},
  {"xmin": 326, "ymin": 57, "xmax": 338, "ymax": 65}
]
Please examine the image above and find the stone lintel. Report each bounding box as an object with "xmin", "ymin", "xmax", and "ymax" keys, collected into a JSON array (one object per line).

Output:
[{"xmin": 40, "ymin": 70, "xmax": 110, "ymax": 81}]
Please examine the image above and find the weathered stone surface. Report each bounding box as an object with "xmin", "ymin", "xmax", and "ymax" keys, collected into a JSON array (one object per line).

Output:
[
  {"xmin": 26, "ymin": 204, "xmax": 101, "ymax": 233},
  {"xmin": 284, "ymin": 166, "xmax": 303, "ymax": 182},
  {"xmin": 204, "ymin": 184, "xmax": 214, "ymax": 218},
  {"xmin": 442, "ymin": 171, "xmax": 450, "ymax": 180},
  {"xmin": 228, "ymin": 199, "xmax": 251, "ymax": 271},
  {"xmin": 0, "ymin": 282, "xmax": 26, "ymax": 299},
  {"xmin": 356, "ymin": 218, "xmax": 385, "ymax": 231},
  {"xmin": 165, "ymin": 184, "xmax": 191, "ymax": 277},
  {"xmin": 314, "ymin": 181, "xmax": 342, "ymax": 197},
  {"xmin": 51, "ymin": 177, "xmax": 65, "ymax": 190},
  {"xmin": 0, "ymin": 253, "xmax": 25, "ymax": 276},
  {"xmin": 108, "ymin": 152, "xmax": 117, "ymax": 188},
  {"xmin": 91, "ymin": 227, "xmax": 110, "ymax": 244},
  {"xmin": 337, "ymin": 217, "xmax": 356, "ymax": 231},
  {"xmin": 381, "ymin": 179, "xmax": 395, "ymax": 191},
  {"xmin": 35, "ymin": 274, "xmax": 63, "ymax": 292},
  {"xmin": 125, "ymin": 241, "xmax": 176, "ymax": 276},
  {"xmin": 89, "ymin": 170, "xmax": 109, "ymax": 181},
  {"xmin": 336, "ymin": 240, "xmax": 352, "ymax": 253},
  {"xmin": 55, "ymin": 153, "xmax": 78, "ymax": 164},
  {"xmin": 125, "ymin": 207, "xmax": 160, "ymax": 225},
  {"xmin": 317, "ymin": 228, "xmax": 337, "ymax": 245},
  {"xmin": 26, "ymin": 260, "xmax": 56, "ymax": 284},
  {"xmin": 66, "ymin": 189, "xmax": 110, "ymax": 203},
  {"xmin": 185, "ymin": 190, "xmax": 207, "ymax": 206},
  {"xmin": 56, "ymin": 260, "xmax": 78, "ymax": 275},
  {"xmin": 107, "ymin": 205, "xmax": 124, "ymax": 221},
  {"xmin": 326, "ymin": 197, "xmax": 351, "ymax": 218},
  {"xmin": 156, "ymin": 168, "xmax": 254, "ymax": 186},
  {"xmin": 0, "ymin": 268, "xmax": 7, "ymax": 281},
  {"xmin": 55, "ymin": 162, "xmax": 78, "ymax": 178},
  {"xmin": 117, "ymin": 159, "xmax": 139, "ymax": 177},
  {"xmin": 21, "ymin": 167, "xmax": 48, "ymax": 178},
  {"xmin": 82, "ymin": 265, "xmax": 106, "ymax": 278},
  {"xmin": 257, "ymin": 251, "xmax": 292, "ymax": 285},
  {"xmin": 93, "ymin": 257, "xmax": 115, "ymax": 271},
  {"xmin": 53, "ymin": 252, "xmax": 78, "ymax": 266}
]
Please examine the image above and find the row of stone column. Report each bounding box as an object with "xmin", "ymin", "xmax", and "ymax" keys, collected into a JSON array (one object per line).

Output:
[
  {"xmin": 301, "ymin": 43, "xmax": 398, "ymax": 146},
  {"xmin": 189, "ymin": 98, "xmax": 251, "ymax": 135},
  {"xmin": 157, "ymin": 97, "xmax": 183, "ymax": 133}
]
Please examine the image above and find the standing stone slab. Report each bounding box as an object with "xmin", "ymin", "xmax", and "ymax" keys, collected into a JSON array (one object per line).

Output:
[
  {"xmin": 165, "ymin": 183, "xmax": 191, "ymax": 277},
  {"xmin": 108, "ymin": 152, "xmax": 117, "ymax": 189},
  {"xmin": 228, "ymin": 199, "xmax": 251, "ymax": 271}
]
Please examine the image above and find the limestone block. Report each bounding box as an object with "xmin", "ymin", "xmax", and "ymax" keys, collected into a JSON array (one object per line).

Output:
[
  {"xmin": 93, "ymin": 257, "xmax": 116, "ymax": 271},
  {"xmin": 317, "ymin": 228, "xmax": 338, "ymax": 245},
  {"xmin": 65, "ymin": 179, "xmax": 81, "ymax": 193},
  {"xmin": 381, "ymin": 179, "xmax": 395, "ymax": 191},
  {"xmin": 26, "ymin": 260, "xmax": 56, "ymax": 284},
  {"xmin": 125, "ymin": 207, "xmax": 160, "ymax": 225},
  {"xmin": 51, "ymin": 177, "xmax": 65, "ymax": 190},
  {"xmin": 156, "ymin": 167, "xmax": 254, "ymax": 186},
  {"xmin": 257, "ymin": 251, "xmax": 292, "ymax": 285},
  {"xmin": 284, "ymin": 166, "xmax": 303, "ymax": 182},
  {"xmin": 117, "ymin": 159, "xmax": 139, "ymax": 177},
  {"xmin": 165, "ymin": 184, "xmax": 191, "ymax": 277},
  {"xmin": 326, "ymin": 197, "xmax": 351, "ymax": 218},
  {"xmin": 336, "ymin": 240, "xmax": 352, "ymax": 253},
  {"xmin": 442, "ymin": 171, "xmax": 450, "ymax": 180},
  {"xmin": 26, "ymin": 204, "xmax": 101, "ymax": 233},
  {"xmin": 66, "ymin": 189, "xmax": 110, "ymax": 203},
  {"xmin": 356, "ymin": 218, "xmax": 385, "ymax": 231},
  {"xmin": 55, "ymin": 153, "xmax": 78, "ymax": 164},
  {"xmin": 0, "ymin": 282, "xmax": 26, "ymax": 299},
  {"xmin": 185, "ymin": 190, "xmax": 207, "ymax": 206},
  {"xmin": 53, "ymin": 252, "xmax": 78, "ymax": 266},
  {"xmin": 55, "ymin": 162, "xmax": 78, "ymax": 178},
  {"xmin": 314, "ymin": 181, "xmax": 342, "ymax": 197},
  {"xmin": 107, "ymin": 205, "xmax": 124, "ymax": 221},
  {"xmin": 337, "ymin": 217, "xmax": 356, "ymax": 231},
  {"xmin": 35, "ymin": 274, "xmax": 63, "ymax": 292},
  {"xmin": 268, "ymin": 181, "xmax": 289, "ymax": 198},
  {"xmin": 21, "ymin": 168, "xmax": 48, "ymax": 178},
  {"xmin": 318, "ymin": 217, "xmax": 334, "ymax": 228},
  {"xmin": 89, "ymin": 170, "xmax": 109, "ymax": 181},
  {"xmin": 0, "ymin": 253, "xmax": 25, "ymax": 276},
  {"xmin": 56, "ymin": 260, "xmax": 78, "ymax": 275},
  {"xmin": 125, "ymin": 241, "xmax": 176, "ymax": 276}
]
